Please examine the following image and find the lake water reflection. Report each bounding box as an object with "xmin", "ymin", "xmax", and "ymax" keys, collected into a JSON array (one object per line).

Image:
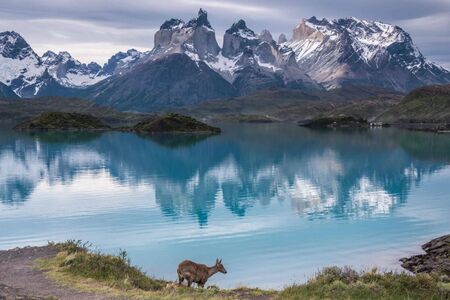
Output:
[{"xmin": 0, "ymin": 124, "xmax": 449, "ymax": 288}]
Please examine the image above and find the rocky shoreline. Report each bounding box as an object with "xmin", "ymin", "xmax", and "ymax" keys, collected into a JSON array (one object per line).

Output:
[{"xmin": 400, "ymin": 234, "xmax": 450, "ymax": 281}]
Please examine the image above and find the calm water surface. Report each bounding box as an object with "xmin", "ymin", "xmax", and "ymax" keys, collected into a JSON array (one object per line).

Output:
[{"xmin": 0, "ymin": 124, "xmax": 449, "ymax": 288}]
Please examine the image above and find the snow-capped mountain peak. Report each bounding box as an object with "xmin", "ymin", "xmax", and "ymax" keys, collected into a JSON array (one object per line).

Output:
[
  {"xmin": 99, "ymin": 48, "xmax": 145, "ymax": 76},
  {"xmin": 160, "ymin": 18, "xmax": 185, "ymax": 30},
  {"xmin": 259, "ymin": 30, "xmax": 274, "ymax": 43},
  {"xmin": 222, "ymin": 20, "xmax": 260, "ymax": 58},
  {"xmin": 0, "ymin": 31, "xmax": 38, "ymax": 60},
  {"xmin": 185, "ymin": 8, "xmax": 213, "ymax": 29},
  {"xmin": 152, "ymin": 8, "xmax": 220, "ymax": 61},
  {"xmin": 0, "ymin": 30, "xmax": 110, "ymax": 96},
  {"xmin": 286, "ymin": 16, "xmax": 450, "ymax": 91},
  {"xmin": 1, "ymin": 10, "xmax": 450, "ymax": 101},
  {"xmin": 226, "ymin": 20, "xmax": 258, "ymax": 40},
  {"xmin": 40, "ymin": 50, "xmax": 106, "ymax": 88},
  {"xmin": 41, "ymin": 50, "xmax": 57, "ymax": 61},
  {"xmin": 0, "ymin": 31, "xmax": 42, "ymax": 96}
]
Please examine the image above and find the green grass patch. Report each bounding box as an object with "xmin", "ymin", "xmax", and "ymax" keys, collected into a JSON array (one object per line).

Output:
[
  {"xmin": 280, "ymin": 266, "xmax": 449, "ymax": 300},
  {"xmin": 37, "ymin": 241, "xmax": 449, "ymax": 300},
  {"xmin": 38, "ymin": 240, "xmax": 273, "ymax": 299},
  {"xmin": 47, "ymin": 240, "xmax": 166, "ymax": 291},
  {"xmin": 133, "ymin": 113, "xmax": 221, "ymax": 134}
]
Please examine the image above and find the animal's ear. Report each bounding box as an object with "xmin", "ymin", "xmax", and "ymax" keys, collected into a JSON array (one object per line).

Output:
[
  {"xmin": 216, "ymin": 258, "xmax": 219, "ymax": 264},
  {"xmin": 219, "ymin": 259, "xmax": 222, "ymax": 264}
]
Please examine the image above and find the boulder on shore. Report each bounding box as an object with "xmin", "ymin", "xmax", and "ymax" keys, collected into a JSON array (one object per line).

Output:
[{"xmin": 400, "ymin": 234, "xmax": 450, "ymax": 281}]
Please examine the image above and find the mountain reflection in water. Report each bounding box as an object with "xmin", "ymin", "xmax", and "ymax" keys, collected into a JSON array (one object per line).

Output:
[
  {"xmin": 1, "ymin": 123, "xmax": 450, "ymax": 289},
  {"xmin": 1, "ymin": 124, "xmax": 449, "ymax": 225}
]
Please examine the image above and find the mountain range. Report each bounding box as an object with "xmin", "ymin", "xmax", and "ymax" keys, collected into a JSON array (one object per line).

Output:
[{"xmin": 1, "ymin": 9, "xmax": 449, "ymax": 111}]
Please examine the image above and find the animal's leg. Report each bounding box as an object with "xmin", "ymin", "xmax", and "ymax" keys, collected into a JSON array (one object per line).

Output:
[
  {"xmin": 187, "ymin": 280, "xmax": 192, "ymax": 287},
  {"xmin": 178, "ymin": 275, "xmax": 184, "ymax": 286}
]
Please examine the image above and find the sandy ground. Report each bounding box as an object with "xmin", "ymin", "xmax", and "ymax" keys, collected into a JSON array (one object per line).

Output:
[{"xmin": 0, "ymin": 246, "xmax": 111, "ymax": 300}]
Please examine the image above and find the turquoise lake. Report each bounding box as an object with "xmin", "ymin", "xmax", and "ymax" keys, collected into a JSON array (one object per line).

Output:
[{"xmin": 0, "ymin": 123, "xmax": 449, "ymax": 289}]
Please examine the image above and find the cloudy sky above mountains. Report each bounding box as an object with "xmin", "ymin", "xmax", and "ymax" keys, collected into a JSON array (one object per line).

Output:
[{"xmin": 0, "ymin": 0, "xmax": 449, "ymax": 68}]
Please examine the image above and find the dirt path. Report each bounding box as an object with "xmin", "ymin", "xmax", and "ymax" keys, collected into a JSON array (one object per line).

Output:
[{"xmin": 0, "ymin": 246, "xmax": 112, "ymax": 300}]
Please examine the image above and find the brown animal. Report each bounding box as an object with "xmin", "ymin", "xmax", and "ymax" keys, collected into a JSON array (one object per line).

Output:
[{"xmin": 177, "ymin": 258, "xmax": 227, "ymax": 288}]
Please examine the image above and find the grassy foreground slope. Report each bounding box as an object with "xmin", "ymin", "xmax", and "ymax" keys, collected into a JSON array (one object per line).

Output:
[
  {"xmin": 378, "ymin": 84, "xmax": 450, "ymax": 124},
  {"xmin": 35, "ymin": 241, "xmax": 449, "ymax": 300}
]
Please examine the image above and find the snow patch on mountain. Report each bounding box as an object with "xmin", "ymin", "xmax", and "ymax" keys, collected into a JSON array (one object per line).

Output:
[
  {"xmin": 285, "ymin": 17, "xmax": 450, "ymax": 91},
  {"xmin": 0, "ymin": 55, "xmax": 42, "ymax": 85},
  {"xmin": 99, "ymin": 49, "xmax": 146, "ymax": 76},
  {"xmin": 0, "ymin": 31, "xmax": 114, "ymax": 96},
  {"xmin": 41, "ymin": 50, "xmax": 107, "ymax": 87},
  {"xmin": 2, "ymin": 11, "xmax": 450, "ymax": 99}
]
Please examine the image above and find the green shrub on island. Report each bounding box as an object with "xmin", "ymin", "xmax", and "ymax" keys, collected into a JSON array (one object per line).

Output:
[
  {"xmin": 14, "ymin": 112, "xmax": 111, "ymax": 131},
  {"xmin": 133, "ymin": 113, "xmax": 221, "ymax": 134},
  {"xmin": 301, "ymin": 116, "xmax": 369, "ymax": 128}
]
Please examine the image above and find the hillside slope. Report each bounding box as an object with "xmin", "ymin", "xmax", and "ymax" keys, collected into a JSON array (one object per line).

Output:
[
  {"xmin": 0, "ymin": 82, "xmax": 18, "ymax": 99},
  {"xmin": 83, "ymin": 53, "xmax": 236, "ymax": 111},
  {"xmin": 378, "ymin": 84, "xmax": 450, "ymax": 123},
  {"xmin": 0, "ymin": 97, "xmax": 150, "ymax": 127},
  {"xmin": 179, "ymin": 87, "xmax": 403, "ymax": 123}
]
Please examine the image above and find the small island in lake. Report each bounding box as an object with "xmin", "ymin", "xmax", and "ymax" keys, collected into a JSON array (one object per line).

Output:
[
  {"xmin": 14, "ymin": 112, "xmax": 111, "ymax": 131},
  {"xmin": 132, "ymin": 113, "xmax": 221, "ymax": 134},
  {"xmin": 13, "ymin": 111, "xmax": 222, "ymax": 135},
  {"xmin": 300, "ymin": 116, "xmax": 369, "ymax": 128}
]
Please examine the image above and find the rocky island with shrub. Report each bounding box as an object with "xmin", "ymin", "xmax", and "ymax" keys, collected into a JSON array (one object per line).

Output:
[
  {"xmin": 300, "ymin": 116, "xmax": 370, "ymax": 128},
  {"xmin": 14, "ymin": 112, "xmax": 112, "ymax": 131},
  {"xmin": 131, "ymin": 113, "xmax": 221, "ymax": 134},
  {"xmin": 14, "ymin": 112, "xmax": 221, "ymax": 135}
]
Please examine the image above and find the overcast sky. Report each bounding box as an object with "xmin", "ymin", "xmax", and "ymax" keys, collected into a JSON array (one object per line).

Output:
[{"xmin": 0, "ymin": 0, "xmax": 449, "ymax": 69}]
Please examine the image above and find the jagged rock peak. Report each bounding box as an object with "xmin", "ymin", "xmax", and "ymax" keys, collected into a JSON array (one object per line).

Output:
[
  {"xmin": 42, "ymin": 50, "xmax": 57, "ymax": 59},
  {"xmin": 87, "ymin": 62, "xmax": 102, "ymax": 74},
  {"xmin": 41, "ymin": 50, "xmax": 80, "ymax": 66},
  {"xmin": 226, "ymin": 19, "xmax": 256, "ymax": 37},
  {"xmin": 100, "ymin": 48, "xmax": 143, "ymax": 76},
  {"xmin": 226, "ymin": 19, "xmax": 246, "ymax": 33},
  {"xmin": 293, "ymin": 18, "xmax": 322, "ymax": 41},
  {"xmin": 222, "ymin": 19, "xmax": 260, "ymax": 58},
  {"xmin": 160, "ymin": 18, "xmax": 185, "ymax": 30},
  {"xmin": 106, "ymin": 49, "xmax": 141, "ymax": 62},
  {"xmin": 287, "ymin": 15, "xmax": 450, "ymax": 92},
  {"xmin": 0, "ymin": 30, "xmax": 25, "ymax": 45},
  {"xmin": 278, "ymin": 34, "xmax": 287, "ymax": 44},
  {"xmin": 185, "ymin": 8, "xmax": 212, "ymax": 29},
  {"xmin": 259, "ymin": 30, "xmax": 274, "ymax": 43},
  {"xmin": 293, "ymin": 16, "xmax": 409, "ymax": 45},
  {"xmin": 305, "ymin": 16, "xmax": 330, "ymax": 26},
  {"xmin": 0, "ymin": 30, "xmax": 36, "ymax": 59}
]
